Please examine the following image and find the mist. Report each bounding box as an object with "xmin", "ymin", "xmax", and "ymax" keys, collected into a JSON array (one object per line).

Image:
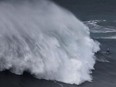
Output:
[{"xmin": 0, "ymin": 0, "xmax": 100, "ymax": 85}]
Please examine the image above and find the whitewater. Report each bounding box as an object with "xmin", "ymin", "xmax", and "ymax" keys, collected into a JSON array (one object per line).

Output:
[{"xmin": 0, "ymin": 0, "xmax": 100, "ymax": 85}]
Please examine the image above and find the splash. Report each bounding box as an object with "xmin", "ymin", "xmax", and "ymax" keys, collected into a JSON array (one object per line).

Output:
[{"xmin": 0, "ymin": 0, "xmax": 100, "ymax": 85}]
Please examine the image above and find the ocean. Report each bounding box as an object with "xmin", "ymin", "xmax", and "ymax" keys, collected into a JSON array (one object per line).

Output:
[{"xmin": 0, "ymin": 0, "xmax": 116, "ymax": 87}]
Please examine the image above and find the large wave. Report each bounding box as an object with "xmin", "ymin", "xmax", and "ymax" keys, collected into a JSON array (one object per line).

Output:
[{"xmin": 0, "ymin": 0, "xmax": 100, "ymax": 85}]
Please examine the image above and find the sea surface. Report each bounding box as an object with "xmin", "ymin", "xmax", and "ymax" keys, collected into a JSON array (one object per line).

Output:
[{"xmin": 0, "ymin": 0, "xmax": 116, "ymax": 87}]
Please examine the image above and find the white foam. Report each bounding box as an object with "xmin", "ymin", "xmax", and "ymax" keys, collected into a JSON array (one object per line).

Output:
[
  {"xmin": 100, "ymin": 36, "xmax": 116, "ymax": 39},
  {"xmin": 85, "ymin": 20, "xmax": 116, "ymax": 33},
  {"xmin": 0, "ymin": 0, "xmax": 100, "ymax": 85}
]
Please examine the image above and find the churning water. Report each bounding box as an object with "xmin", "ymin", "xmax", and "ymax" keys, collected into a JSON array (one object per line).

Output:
[{"xmin": 0, "ymin": 0, "xmax": 100, "ymax": 85}]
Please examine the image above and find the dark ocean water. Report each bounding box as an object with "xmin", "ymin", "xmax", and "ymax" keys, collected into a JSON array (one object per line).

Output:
[
  {"xmin": 0, "ymin": 0, "xmax": 116, "ymax": 87},
  {"xmin": 53, "ymin": 0, "xmax": 116, "ymax": 20}
]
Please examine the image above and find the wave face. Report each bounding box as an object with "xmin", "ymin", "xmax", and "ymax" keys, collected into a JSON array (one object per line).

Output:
[{"xmin": 0, "ymin": 0, "xmax": 100, "ymax": 85}]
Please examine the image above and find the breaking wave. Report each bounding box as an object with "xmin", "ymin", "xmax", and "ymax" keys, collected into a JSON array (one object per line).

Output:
[{"xmin": 0, "ymin": 0, "xmax": 100, "ymax": 85}]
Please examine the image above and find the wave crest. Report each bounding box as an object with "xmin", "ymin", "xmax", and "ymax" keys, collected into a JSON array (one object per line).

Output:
[{"xmin": 0, "ymin": 0, "xmax": 100, "ymax": 85}]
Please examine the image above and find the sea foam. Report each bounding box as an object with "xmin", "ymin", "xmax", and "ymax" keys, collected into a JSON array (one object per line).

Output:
[{"xmin": 0, "ymin": 0, "xmax": 100, "ymax": 85}]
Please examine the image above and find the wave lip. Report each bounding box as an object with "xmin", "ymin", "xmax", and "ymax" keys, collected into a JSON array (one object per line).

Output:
[{"xmin": 0, "ymin": 0, "xmax": 100, "ymax": 85}]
